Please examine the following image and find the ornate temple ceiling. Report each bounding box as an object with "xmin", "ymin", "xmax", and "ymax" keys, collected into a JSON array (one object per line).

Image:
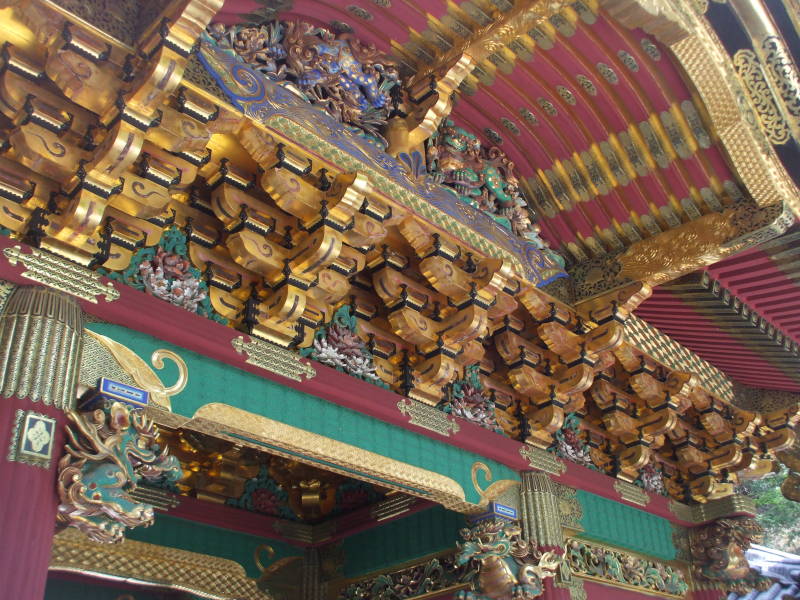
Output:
[
  {"xmin": 638, "ymin": 227, "xmax": 800, "ymax": 392},
  {"xmin": 627, "ymin": 0, "xmax": 800, "ymax": 395},
  {"xmin": 154, "ymin": 427, "xmax": 397, "ymax": 525},
  {"xmin": 217, "ymin": 0, "xmax": 782, "ymax": 265}
]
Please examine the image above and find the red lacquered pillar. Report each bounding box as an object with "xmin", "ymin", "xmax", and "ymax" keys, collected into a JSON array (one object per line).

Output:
[
  {"xmin": 0, "ymin": 286, "xmax": 83, "ymax": 600},
  {"xmin": 541, "ymin": 578, "xmax": 574, "ymax": 600}
]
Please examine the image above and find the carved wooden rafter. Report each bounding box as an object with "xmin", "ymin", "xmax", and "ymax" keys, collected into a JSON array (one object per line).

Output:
[{"xmin": 0, "ymin": 0, "xmax": 796, "ymax": 504}]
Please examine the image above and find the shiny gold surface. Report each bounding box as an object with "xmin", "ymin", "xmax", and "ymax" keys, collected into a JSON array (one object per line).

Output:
[
  {"xmin": 50, "ymin": 528, "xmax": 271, "ymax": 600},
  {"xmin": 189, "ymin": 403, "xmax": 491, "ymax": 513}
]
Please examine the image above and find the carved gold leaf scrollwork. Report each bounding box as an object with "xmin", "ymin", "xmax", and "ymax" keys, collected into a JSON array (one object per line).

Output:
[
  {"xmin": 762, "ymin": 35, "xmax": 800, "ymax": 121},
  {"xmin": 734, "ymin": 49, "xmax": 791, "ymax": 145},
  {"xmin": 471, "ymin": 461, "xmax": 520, "ymax": 505},
  {"xmin": 3, "ymin": 246, "xmax": 119, "ymax": 303},
  {"xmin": 83, "ymin": 329, "xmax": 187, "ymax": 410}
]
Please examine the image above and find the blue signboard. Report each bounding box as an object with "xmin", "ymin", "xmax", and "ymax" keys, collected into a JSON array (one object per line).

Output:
[{"xmin": 99, "ymin": 377, "xmax": 149, "ymax": 407}]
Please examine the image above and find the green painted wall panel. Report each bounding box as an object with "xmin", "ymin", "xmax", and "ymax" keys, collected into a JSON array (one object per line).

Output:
[
  {"xmin": 87, "ymin": 323, "xmax": 518, "ymax": 504},
  {"xmin": 126, "ymin": 514, "xmax": 298, "ymax": 578},
  {"xmin": 342, "ymin": 506, "xmax": 464, "ymax": 578},
  {"xmin": 577, "ymin": 490, "xmax": 675, "ymax": 560}
]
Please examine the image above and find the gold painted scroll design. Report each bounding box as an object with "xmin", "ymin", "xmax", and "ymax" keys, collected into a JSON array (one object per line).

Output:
[{"xmin": 734, "ymin": 48, "xmax": 791, "ymax": 145}]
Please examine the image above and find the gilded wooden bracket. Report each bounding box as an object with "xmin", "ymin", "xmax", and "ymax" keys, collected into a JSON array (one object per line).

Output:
[{"xmin": 668, "ymin": 494, "xmax": 756, "ymax": 523}]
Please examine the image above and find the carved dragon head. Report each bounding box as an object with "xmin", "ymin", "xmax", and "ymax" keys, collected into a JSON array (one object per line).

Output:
[
  {"xmin": 456, "ymin": 519, "xmax": 520, "ymax": 565},
  {"xmin": 690, "ymin": 516, "xmax": 772, "ymax": 593},
  {"xmin": 57, "ymin": 400, "xmax": 183, "ymax": 543}
]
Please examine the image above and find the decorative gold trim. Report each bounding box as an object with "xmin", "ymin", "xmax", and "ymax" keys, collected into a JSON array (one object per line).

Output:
[
  {"xmin": 734, "ymin": 48, "xmax": 792, "ymax": 145},
  {"xmin": 370, "ymin": 493, "xmax": 416, "ymax": 521},
  {"xmin": 0, "ymin": 286, "xmax": 83, "ymax": 410},
  {"xmin": 600, "ymin": 0, "xmax": 800, "ymax": 217},
  {"xmin": 668, "ymin": 494, "xmax": 756, "ymax": 523},
  {"xmin": 554, "ymin": 482, "xmax": 584, "ymax": 532},
  {"xmin": 519, "ymin": 444, "xmax": 567, "ymax": 475},
  {"xmin": 397, "ymin": 398, "xmax": 460, "ymax": 436},
  {"xmin": 189, "ymin": 403, "xmax": 491, "ymax": 513},
  {"xmin": 231, "ymin": 335, "xmax": 316, "ymax": 382},
  {"xmin": 520, "ymin": 471, "xmax": 564, "ymax": 548},
  {"xmin": 471, "ymin": 461, "xmax": 520, "ymax": 505},
  {"xmin": 0, "ymin": 280, "xmax": 15, "ymax": 313},
  {"xmin": 614, "ymin": 479, "xmax": 651, "ymax": 507},
  {"xmin": 3, "ymin": 246, "xmax": 118, "ymax": 303},
  {"xmin": 49, "ymin": 528, "xmax": 270, "ymax": 600}
]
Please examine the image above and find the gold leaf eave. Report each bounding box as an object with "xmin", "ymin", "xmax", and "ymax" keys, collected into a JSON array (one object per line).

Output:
[{"xmin": 50, "ymin": 528, "xmax": 271, "ymax": 600}]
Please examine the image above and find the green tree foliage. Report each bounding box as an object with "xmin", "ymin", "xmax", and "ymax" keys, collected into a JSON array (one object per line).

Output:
[{"xmin": 739, "ymin": 467, "xmax": 800, "ymax": 553}]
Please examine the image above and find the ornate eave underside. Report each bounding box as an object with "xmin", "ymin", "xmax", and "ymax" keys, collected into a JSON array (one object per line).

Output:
[
  {"xmin": 0, "ymin": 0, "xmax": 798, "ymax": 505},
  {"xmin": 638, "ymin": 227, "xmax": 800, "ymax": 392},
  {"xmin": 215, "ymin": 0, "xmax": 799, "ymax": 276},
  {"xmin": 50, "ymin": 528, "xmax": 271, "ymax": 600}
]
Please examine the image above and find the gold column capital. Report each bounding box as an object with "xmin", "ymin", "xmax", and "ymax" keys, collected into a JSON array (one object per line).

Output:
[{"xmin": 0, "ymin": 285, "xmax": 83, "ymax": 410}]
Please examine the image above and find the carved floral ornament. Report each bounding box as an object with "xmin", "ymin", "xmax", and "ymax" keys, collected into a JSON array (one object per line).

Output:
[{"xmin": 565, "ymin": 538, "xmax": 689, "ymax": 597}]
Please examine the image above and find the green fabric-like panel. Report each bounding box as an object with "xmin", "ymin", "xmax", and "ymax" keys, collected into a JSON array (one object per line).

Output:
[
  {"xmin": 126, "ymin": 513, "xmax": 297, "ymax": 578},
  {"xmin": 86, "ymin": 323, "xmax": 518, "ymax": 504},
  {"xmin": 45, "ymin": 578, "xmax": 166, "ymax": 599},
  {"xmin": 577, "ymin": 490, "xmax": 675, "ymax": 560},
  {"xmin": 342, "ymin": 506, "xmax": 464, "ymax": 578}
]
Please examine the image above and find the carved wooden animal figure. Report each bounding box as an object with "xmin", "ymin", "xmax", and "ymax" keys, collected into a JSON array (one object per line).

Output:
[{"xmin": 456, "ymin": 520, "xmax": 560, "ymax": 600}]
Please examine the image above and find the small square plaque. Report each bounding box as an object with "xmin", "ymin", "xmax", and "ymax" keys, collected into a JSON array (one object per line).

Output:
[{"xmin": 8, "ymin": 410, "xmax": 56, "ymax": 468}]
